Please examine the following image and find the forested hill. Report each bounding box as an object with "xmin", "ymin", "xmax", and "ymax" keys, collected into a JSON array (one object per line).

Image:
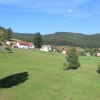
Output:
[
  {"xmin": 43, "ymin": 32, "xmax": 100, "ymax": 48},
  {"xmin": 12, "ymin": 32, "xmax": 100, "ymax": 48},
  {"xmin": 12, "ymin": 33, "xmax": 34, "ymax": 42}
]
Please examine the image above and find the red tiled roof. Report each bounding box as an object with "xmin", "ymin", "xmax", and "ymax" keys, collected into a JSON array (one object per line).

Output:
[{"xmin": 18, "ymin": 41, "xmax": 28, "ymax": 45}]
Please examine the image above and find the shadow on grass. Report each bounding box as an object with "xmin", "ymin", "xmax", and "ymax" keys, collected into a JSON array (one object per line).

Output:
[{"xmin": 0, "ymin": 72, "xmax": 29, "ymax": 88}]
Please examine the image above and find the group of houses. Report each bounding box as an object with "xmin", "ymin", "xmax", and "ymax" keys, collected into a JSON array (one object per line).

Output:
[
  {"xmin": 6, "ymin": 39, "xmax": 34, "ymax": 49},
  {"xmin": 6, "ymin": 39, "xmax": 68, "ymax": 53},
  {"xmin": 5, "ymin": 39, "xmax": 100, "ymax": 56}
]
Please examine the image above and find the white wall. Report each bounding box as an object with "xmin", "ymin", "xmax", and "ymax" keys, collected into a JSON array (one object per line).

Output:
[
  {"xmin": 29, "ymin": 44, "xmax": 34, "ymax": 49},
  {"xmin": 16, "ymin": 42, "xmax": 28, "ymax": 49}
]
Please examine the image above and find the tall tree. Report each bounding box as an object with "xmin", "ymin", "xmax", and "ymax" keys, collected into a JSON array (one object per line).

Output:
[{"xmin": 33, "ymin": 32, "xmax": 43, "ymax": 48}]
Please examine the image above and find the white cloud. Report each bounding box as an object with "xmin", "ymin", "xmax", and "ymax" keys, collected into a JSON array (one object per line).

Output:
[{"xmin": 67, "ymin": 9, "xmax": 73, "ymax": 13}]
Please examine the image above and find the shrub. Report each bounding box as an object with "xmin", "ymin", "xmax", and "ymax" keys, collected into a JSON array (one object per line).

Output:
[
  {"xmin": 66, "ymin": 47, "xmax": 80, "ymax": 69},
  {"xmin": 5, "ymin": 46, "xmax": 12, "ymax": 53}
]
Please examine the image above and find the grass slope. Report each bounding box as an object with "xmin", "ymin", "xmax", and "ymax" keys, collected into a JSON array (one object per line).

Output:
[{"xmin": 0, "ymin": 49, "xmax": 100, "ymax": 100}]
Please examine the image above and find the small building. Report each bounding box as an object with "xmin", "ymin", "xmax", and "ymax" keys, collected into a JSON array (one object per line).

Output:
[
  {"xmin": 40, "ymin": 45, "xmax": 52, "ymax": 52},
  {"xmin": 6, "ymin": 39, "xmax": 35, "ymax": 49},
  {"xmin": 97, "ymin": 52, "xmax": 100, "ymax": 57},
  {"xmin": 62, "ymin": 50, "xmax": 67, "ymax": 54},
  {"xmin": 6, "ymin": 39, "xmax": 21, "ymax": 46},
  {"xmin": 16, "ymin": 41, "xmax": 29, "ymax": 49},
  {"xmin": 28, "ymin": 42, "xmax": 34, "ymax": 49},
  {"xmin": 61, "ymin": 48, "xmax": 68, "ymax": 54}
]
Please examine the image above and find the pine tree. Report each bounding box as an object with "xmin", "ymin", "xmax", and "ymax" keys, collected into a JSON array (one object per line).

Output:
[{"xmin": 33, "ymin": 32, "xmax": 43, "ymax": 48}]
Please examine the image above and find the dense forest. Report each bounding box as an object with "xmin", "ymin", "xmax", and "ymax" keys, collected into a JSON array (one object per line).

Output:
[{"xmin": 12, "ymin": 32, "xmax": 100, "ymax": 48}]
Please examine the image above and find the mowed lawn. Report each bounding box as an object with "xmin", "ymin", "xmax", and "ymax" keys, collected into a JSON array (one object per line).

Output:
[{"xmin": 0, "ymin": 49, "xmax": 100, "ymax": 100}]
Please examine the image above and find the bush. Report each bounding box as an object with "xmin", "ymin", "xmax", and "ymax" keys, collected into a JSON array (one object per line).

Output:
[
  {"xmin": 66, "ymin": 47, "xmax": 80, "ymax": 69},
  {"xmin": 5, "ymin": 46, "xmax": 12, "ymax": 53}
]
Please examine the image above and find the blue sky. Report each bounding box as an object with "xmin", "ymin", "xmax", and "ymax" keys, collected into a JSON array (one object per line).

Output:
[{"xmin": 0, "ymin": 0, "xmax": 100, "ymax": 34}]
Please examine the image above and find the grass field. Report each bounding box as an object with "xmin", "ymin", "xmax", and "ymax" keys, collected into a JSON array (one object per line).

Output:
[{"xmin": 0, "ymin": 49, "xmax": 100, "ymax": 100}]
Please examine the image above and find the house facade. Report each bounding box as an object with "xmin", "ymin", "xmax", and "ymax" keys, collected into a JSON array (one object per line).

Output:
[
  {"xmin": 28, "ymin": 43, "xmax": 34, "ymax": 49},
  {"xmin": 6, "ymin": 39, "xmax": 21, "ymax": 46},
  {"xmin": 97, "ymin": 52, "xmax": 100, "ymax": 57},
  {"xmin": 40, "ymin": 45, "xmax": 52, "ymax": 52},
  {"xmin": 16, "ymin": 41, "xmax": 34, "ymax": 49},
  {"xmin": 16, "ymin": 41, "xmax": 29, "ymax": 49},
  {"xmin": 6, "ymin": 39, "xmax": 35, "ymax": 49}
]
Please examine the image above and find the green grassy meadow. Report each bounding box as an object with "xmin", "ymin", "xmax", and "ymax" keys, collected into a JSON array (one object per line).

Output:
[{"xmin": 0, "ymin": 49, "xmax": 100, "ymax": 100}]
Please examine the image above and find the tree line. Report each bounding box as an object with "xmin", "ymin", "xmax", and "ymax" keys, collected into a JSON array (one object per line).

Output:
[
  {"xmin": 0, "ymin": 25, "xmax": 100, "ymax": 48},
  {"xmin": 43, "ymin": 32, "xmax": 100, "ymax": 48},
  {"xmin": 12, "ymin": 32, "xmax": 100, "ymax": 48}
]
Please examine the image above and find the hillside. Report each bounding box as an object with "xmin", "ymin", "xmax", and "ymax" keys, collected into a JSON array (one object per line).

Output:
[
  {"xmin": 12, "ymin": 32, "xmax": 100, "ymax": 48},
  {"xmin": 43, "ymin": 32, "xmax": 100, "ymax": 48},
  {"xmin": 12, "ymin": 33, "xmax": 34, "ymax": 42}
]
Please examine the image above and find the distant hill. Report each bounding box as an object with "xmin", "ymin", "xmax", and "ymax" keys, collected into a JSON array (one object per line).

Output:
[
  {"xmin": 12, "ymin": 32, "xmax": 34, "ymax": 42},
  {"xmin": 12, "ymin": 32, "xmax": 100, "ymax": 48}
]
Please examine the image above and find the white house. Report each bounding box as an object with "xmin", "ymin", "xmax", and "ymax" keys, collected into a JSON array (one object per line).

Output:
[
  {"xmin": 62, "ymin": 51, "xmax": 67, "ymax": 54},
  {"xmin": 28, "ymin": 42, "xmax": 34, "ymax": 49},
  {"xmin": 16, "ymin": 41, "xmax": 29, "ymax": 49},
  {"xmin": 40, "ymin": 45, "xmax": 52, "ymax": 52},
  {"xmin": 6, "ymin": 39, "xmax": 21, "ymax": 46},
  {"xmin": 61, "ymin": 48, "xmax": 68, "ymax": 54},
  {"xmin": 15, "ymin": 41, "xmax": 35, "ymax": 49}
]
